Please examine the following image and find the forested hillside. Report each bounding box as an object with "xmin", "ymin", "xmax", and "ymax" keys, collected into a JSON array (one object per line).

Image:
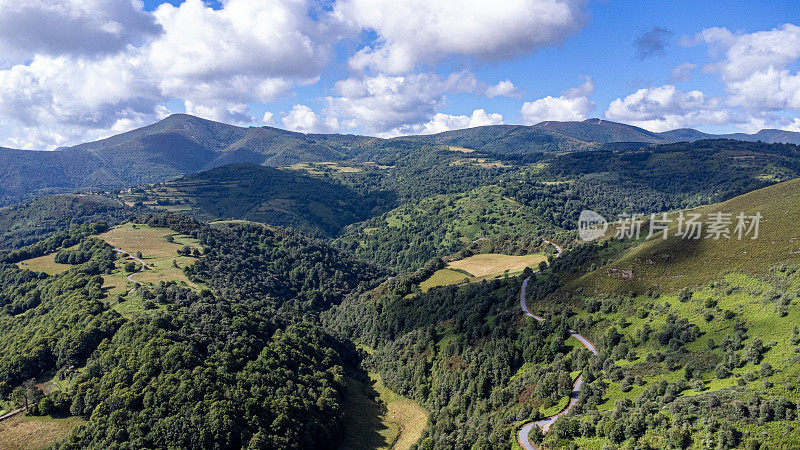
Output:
[
  {"xmin": 121, "ymin": 163, "xmax": 395, "ymax": 237},
  {"xmin": 0, "ymin": 194, "xmax": 140, "ymax": 249},
  {"xmin": 0, "ymin": 213, "xmax": 389, "ymax": 449}
]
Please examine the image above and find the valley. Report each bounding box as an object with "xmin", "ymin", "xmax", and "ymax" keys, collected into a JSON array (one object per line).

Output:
[
  {"xmin": 3, "ymin": 2, "xmax": 800, "ymax": 448},
  {"xmin": 1, "ymin": 116, "xmax": 800, "ymax": 449}
]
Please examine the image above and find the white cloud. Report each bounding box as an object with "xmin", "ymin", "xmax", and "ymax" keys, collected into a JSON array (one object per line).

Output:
[
  {"xmin": 324, "ymin": 72, "xmax": 482, "ymax": 135},
  {"xmin": 184, "ymin": 100, "xmax": 252, "ymax": 125},
  {"xmin": 282, "ymin": 104, "xmax": 338, "ymax": 134},
  {"xmin": 725, "ymin": 67, "xmax": 800, "ymax": 111},
  {"xmin": 486, "ymin": 80, "xmax": 521, "ymax": 98},
  {"xmin": 149, "ymin": 0, "xmax": 328, "ymax": 81},
  {"xmin": 698, "ymin": 24, "xmax": 800, "ymax": 81},
  {"xmin": 262, "ymin": 111, "xmax": 275, "ymax": 125},
  {"xmin": 786, "ymin": 118, "xmax": 800, "ymax": 132},
  {"xmin": 670, "ymin": 63, "xmax": 696, "ymax": 82},
  {"xmin": 519, "ymin": 76, "xmax": 595, "ymax": 124},
  {"xmin": 604, "ymin": 85, "xmax": 733, "ymax": 132},
  {"xmin": 0, "ymin": 0, "xmax": 161, "ymax": 65},
  {"xmin": 386, "ymin": 109, "xmax": 504, "ymax": 136},
  {"xmin": 335, "ymin": 0, "xmax": 588, "ymax": 73},
  {"xmin": 0, "ymin": 52, "xmax": 166, "ymax": 149},
  {"xmin": 696, "ymin": 24, "xmax": 800, "ymax": 112},
  {"xmin": 0, "ymin": 0, "xmax": 335, "ymax": 148}
]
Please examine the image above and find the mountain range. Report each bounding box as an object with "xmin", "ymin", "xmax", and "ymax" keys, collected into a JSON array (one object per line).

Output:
[{"xmin": 2, "ymin": 114, "xmax": 800, "ymax": 205}]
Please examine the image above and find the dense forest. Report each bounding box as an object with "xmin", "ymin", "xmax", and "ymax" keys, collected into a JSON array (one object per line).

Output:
[{"xmin": 0, "ymin": 213, "xmax": 388, "ymax": 448}]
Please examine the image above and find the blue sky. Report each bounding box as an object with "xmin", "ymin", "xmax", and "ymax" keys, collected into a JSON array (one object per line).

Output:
[{"xmin": 0, "ymin": 0, "xmax": 799, "ymax": 149}]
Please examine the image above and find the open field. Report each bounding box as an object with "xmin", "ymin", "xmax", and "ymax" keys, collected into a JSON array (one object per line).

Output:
[
  {"xmin": 0, "ymin": 415, "xmax": 85, "ymax": 450},
  {"xmin": 449, "ymin": 157, "xmax": 510, "ymax": 168},
  {"xmin": 416, "ymin": 253, "xmax": 548, "ymax": 293},
  {"xmin": 371, "ymin": 372, "xmax": 428, "ymax": 450},
  {"xmin": 447, "ymin": 146, "xmax": 476, "ymax": 153},
  {"xmin": 419, "ymin": 268, "xmax": 470, "ymax": 292},
  {"xmin": 98, "ymin": 223, "xmax": 203, "ymax": 298},
  {"xmin": 284, "ymin": 161, "xmax": 364, "ymax": 174},
  {"xmin": 340, "ymin": 372, "xmax": 428, "ymax": 450},
  {"xmin": 15, "ymin": 252, "xmax": 73, "ymax": 275},
  {"xmin": 448, "ymin": 253, "xmax": 548, "ymax": 277}
]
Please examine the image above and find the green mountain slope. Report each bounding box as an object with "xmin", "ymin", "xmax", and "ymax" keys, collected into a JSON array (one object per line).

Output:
[
  {"xmin": 4, "ymin": 115, "xmax": 800, "ymax": 206},
  {"xmin": 330, "ymin": 178, "xmax": 800, "ymax": 449},
  {"xmin": 127, "ymin": 163, "xmax": 393, "ymax": 237},
  {"xmin": 0, "ymin": 115, "xmax": 372, "ymax": 205},
  {"xmin": 396, "ymin": 119, "xmax": 800, "ymax": 155},
  {"xmin": 0, "ymin": 194, "xmax": 141, "ymax": 249},
  {"xmin": 573, "ymin": 177, "xmax": 800, "ymax": 294}
]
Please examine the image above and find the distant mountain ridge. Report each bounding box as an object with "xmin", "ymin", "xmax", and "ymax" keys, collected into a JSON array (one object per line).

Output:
[
  {"xmin": 2, "ymin": 115, "xmax": 799, "ymax": 205},
  {"xmin": 409, "ymin": 118, "xmax": 800, "ymax": 153}
]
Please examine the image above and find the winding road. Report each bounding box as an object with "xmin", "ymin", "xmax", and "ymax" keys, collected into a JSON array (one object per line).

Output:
[
  {"xmin": 516, "ymin": 241, "xmax": 598, "ymax": 450},
  {"xmin": 114, "ymin": 249, "xmax": 147, "ymax": 295}
]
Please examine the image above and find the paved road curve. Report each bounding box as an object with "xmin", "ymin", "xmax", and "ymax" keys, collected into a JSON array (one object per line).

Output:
[{"xmin": 516, "ymin": 241, "xmax": 598, "ymax": 450}]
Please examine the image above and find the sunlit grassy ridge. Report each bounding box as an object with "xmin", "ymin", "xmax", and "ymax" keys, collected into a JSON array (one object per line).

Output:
[
  {"xmin": 518, "ymin": 178, "xmax": 800, "ymax": 448},
  {"xmin": 572, "ymin": 177, "xmax": 800, "ymax": 294}
]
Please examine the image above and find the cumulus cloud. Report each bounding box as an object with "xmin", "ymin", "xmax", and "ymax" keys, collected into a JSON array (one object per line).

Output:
[
  {"xmin": 696, "ymin": 24, "xmax": 800, "ymax": 112},
  {"xmin": 387, "ymin": 109, "xmax": 504, "ymax": 136},
  {"xmin": 604, "ymin": 85, "xmax": 731, "ymax": 131},
  {"xmin": 324, "ymin": 72, "xmax": 481, "ymax": 134},
  {"xmin": 282, "ymin": 104, "xmax": 338, "ymax": 134},
  {"xmin": 0, "ymin": 52, "xmax": 167, "ymax": 149},
  {"xmin": 0, "ymin": 0, "xmax": 334, "ymax": 148},
  {"xmin": 519, "ymin": 76, "xmax": 595, "ymax": 124},
  {"xmin": 698, "ymin": 24, "xmax": 800, "ymax": 81},
  {"xmin": 149, "ymin": 0, "xmax": 328, "ymax": 81},
  {"xmin": 634, "ymin": 26, "xmax": 672, "ymax": 59},
  {"xmin": 335, "ymin": 0, "xmax": 589, "ymax": 73},
  {"xmin": 486, "ymin": 80, "xmax": 522, "ymax": 98},
  {"xmin": 0, "ymin": 0, "xmax": 161, "ymax": 65}
]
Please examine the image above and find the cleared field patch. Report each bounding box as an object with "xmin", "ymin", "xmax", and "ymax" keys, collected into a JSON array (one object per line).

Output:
[
  {"xmin": 98, "ymin": 223, "xmax": 203, "ymax": 297},
  {"xmin": 371, "ymin": 373, "xmax": 428, "ymax": 450},
  {"xmin": 284, "ymin": 161, "xmax": 363, "ymax": 174},
  {"xmin": 415, "ymin": 253, "xmax": 547, "ymax": 294},
  {"xmin": 340, "ymin": 372, "xmax": 428, "ymax": 450},
  {"xmin": 449, "ymin": 157, "xmax": 510, "ymax": 168},
  {"xmin": 16, "ymin": 253, "xmax": 72, "ymax": 275},
  {"xmin": 448, "ymin": 253, "xmax": 548, "ymax": 278},
  {"xmin": 419, "ymin": 269, "xmax": 471, "ymax": 292},
  {"xmin": 0, "ymin": 415, "xmax": 85, "ymax": 450},
  {"xmin": 447, "ymin": 146, "xmax": 476, "ymax": 153},
  {"xmin": 339, "ymin": 376, "xmax": 397, "ymax": 450}
]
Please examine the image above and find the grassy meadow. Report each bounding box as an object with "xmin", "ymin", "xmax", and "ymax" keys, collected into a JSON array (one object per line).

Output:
[
  {"xmin": 339, "ymin": 372, "xmax": 428, "ymax": 450},
  {"xmin": 417, "ymin": 253, "xmax": 548, "ymax": 293},
  {"xmin": 0, "ymin": 415, "xmax": 85, "ymax": 450}
]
